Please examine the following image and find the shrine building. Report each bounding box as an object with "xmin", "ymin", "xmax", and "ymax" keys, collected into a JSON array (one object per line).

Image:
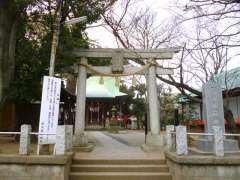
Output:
[{"xmin": 85, "ymin": 76, "xmax": 127, "ymax": 129}]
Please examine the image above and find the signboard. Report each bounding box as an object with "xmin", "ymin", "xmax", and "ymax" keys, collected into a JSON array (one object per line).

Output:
[{"xmin": 38, "ymin": 76, "xmax": 61, "ymax": 144}]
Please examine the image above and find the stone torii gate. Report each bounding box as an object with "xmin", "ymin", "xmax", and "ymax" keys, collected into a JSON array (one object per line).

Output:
[{"xmin": 72, "ymin": 48, "xmax": 180, "ymax": 150}]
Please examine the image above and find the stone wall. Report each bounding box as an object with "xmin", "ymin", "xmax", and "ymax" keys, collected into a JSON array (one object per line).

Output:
[
  {"xmin": 0, "ymin": 153, "xmax": 72, "ymax": 180},
  {"xmin": 165, "ymin": 151, "xmax": 240, "ymax": 180}
]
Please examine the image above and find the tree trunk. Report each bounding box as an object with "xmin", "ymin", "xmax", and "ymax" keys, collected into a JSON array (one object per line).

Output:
[
  {"xmin": 224, "ymin": 106, "xmax": 240, "ymax": 144},
  {"xmin": 224, "ymin": 107, "xmax": 238, "ymax": 133},
  {"xmin": 0, "ymin": 0, "xmax": 18, "ymax": 108}
]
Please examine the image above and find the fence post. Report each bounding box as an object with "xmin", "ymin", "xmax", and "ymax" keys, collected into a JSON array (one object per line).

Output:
[
  {"xmin": 19, "ymin": 124, "xmax": 32, "ymax": 155},
  {"xmin": 55, "ymin": 125, "xmax": 67, "ymax": 155},
  {"xmin": 66, "ymin": 125, "xmax": 73, "ymax": 151},
  {"xmin": 176, "ymin": 125, "xmax": 188, "ymax": 155},
  {"xmin": 166, "ymin": 125, "xmax": 175, "ymax": 150},
  {"xmin": 213, "ymin": 126, "xmax": 224, "ymax": 157}
]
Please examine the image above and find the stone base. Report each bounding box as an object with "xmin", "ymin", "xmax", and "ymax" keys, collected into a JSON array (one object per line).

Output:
[
  {"xmin": 165, "ymin": 151, "xmax": 240, "ymax": 180},
  {"xmin": 193, "ymin": 138, "xmax": 239, "ymax": 152},
  {"xmin": 141, "ymin": 133, "xmax": 164, "ymax": 152},
  {"xmin": 146, "ymin": 133, "xmax": 163, "ymax": 146},
  {"xmin": 0, "ymin": 153, "xmax": 73, "ymax": 180},
  {"xmin": 73, "ymin": 132, "xmax": 88, "ymax": 147},
  {"xmin": 73, "ymin": 143, "xmax": 95, "ymax": 152}
]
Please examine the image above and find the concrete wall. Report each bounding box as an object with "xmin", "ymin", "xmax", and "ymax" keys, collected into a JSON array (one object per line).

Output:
[
  {"xmin": 0, "ymin": 164, "xmax": 66, "ymax": 180},
  {"xmin": 165, "ymin": 151, "xmax": 240, "ymax": 180},
  {"xmin": 0, "ymin": 154, "xmax": 72, "ymax": 180}
]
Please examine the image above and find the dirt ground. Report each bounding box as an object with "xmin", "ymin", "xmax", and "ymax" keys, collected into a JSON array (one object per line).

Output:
[{"xmin": 0, "ymin": 135, "xmax": 38, "ymax": 154}]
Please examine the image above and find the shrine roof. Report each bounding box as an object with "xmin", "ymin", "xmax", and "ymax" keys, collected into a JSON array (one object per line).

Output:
[
  {"xmin": 177, "ymin": 66, "xmax": 240, "ymax": 102},
  {"xmin": 214, "ymin": 66, "xmax": 240, "ymax": 91},
  {"xmin": 86, "ymin": 76, "xmax": 127, "ymax": 98}
]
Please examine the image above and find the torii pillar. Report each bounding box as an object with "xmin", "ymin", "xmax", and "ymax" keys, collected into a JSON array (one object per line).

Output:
[
  {"xmin": 73, "ymin": 57, "xmax": 88, "ymax": 146},
  {"xmin": 144, "ymin": 58, "xmax": 162, "ymax": 150}
]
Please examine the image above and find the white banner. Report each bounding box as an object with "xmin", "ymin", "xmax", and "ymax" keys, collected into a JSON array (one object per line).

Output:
[{"xmin": 38, "ymin": 76, "xmax": 61, "ymax": 144}]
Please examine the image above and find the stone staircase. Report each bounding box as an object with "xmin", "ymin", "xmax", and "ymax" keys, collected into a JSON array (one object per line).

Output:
[{"xmin": 69, "ymin": 158, "xmax": 172, "ymax": 180}]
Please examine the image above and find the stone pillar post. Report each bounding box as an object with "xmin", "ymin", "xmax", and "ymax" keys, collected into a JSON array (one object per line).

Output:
[
  {"xmin": 166, "ymin": 125, "xmax": 175, "ymax": 150},
  {"xmin": 19, "ymin": 124, "xmax": 32, "ymax": 155},
  {"xmin": 213, "ymin": 126, "xmax": 224, "ymax": 157},
  {"xmin": 145, "ymin": 59, "xmax": 162, "ymax": 148},
  {"xmin": 66, "ymin": 125, "xmax": 73, "ymax": 151},
  {"xmin": 73, "ymin": 57, "xmax": 88, "ymax": 146},
  {"xmin": 55, "ymin": 125, "xmax": 66, "ymax": 155},
  {"xmin": 176, "ymin": 126, "xmax": 188, "ymax": 155}
]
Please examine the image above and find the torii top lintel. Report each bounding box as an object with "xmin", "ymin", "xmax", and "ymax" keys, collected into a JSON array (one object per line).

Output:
[{"xmin": 72, "ymin": 48, "xmax": 181, "ymax": 60}]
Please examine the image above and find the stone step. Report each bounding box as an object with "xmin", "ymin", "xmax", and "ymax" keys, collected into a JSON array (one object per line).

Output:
[
  {"xmin": 71, "ymin": 164, "xmax": 169, "ymax": 172},
  {"xmin": 72, "ymin": 158, "xmax": 166, "ymax": 165},
  {"xmin": 70, "ymin": 172, "xmax": 172, "ymax": 180}
]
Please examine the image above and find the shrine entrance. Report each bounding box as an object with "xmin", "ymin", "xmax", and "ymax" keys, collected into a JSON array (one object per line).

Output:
[
  {"xmin": 71, "ymin": 48, "xmax": 180, "ymax": 150},
  {"xmin": 86, "ymin": 101, "xmax": 105, "ymax": 128},
  {"xmin": 85, "ymin": 76, "xmax": 127, "ymax": 130}
]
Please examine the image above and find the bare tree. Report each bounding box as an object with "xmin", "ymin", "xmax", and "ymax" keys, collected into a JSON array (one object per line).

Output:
[
  {"xmin": 99, "ymin": 0, "xmax": 236, "ymax": 102},
  {"xmin": 181, "ymin": 18, "xmax": 231, "ymax": 84},
  {"xmin": 102, "ymin": 1, "xmax": 180, "ymax": 49},
  {"xmin": 180, "ymin": 0, "xmax": 240, "ymax": 48},
  {"xmin": 100, "ymin": 0, "xmax": 201, "ymax": 97}
]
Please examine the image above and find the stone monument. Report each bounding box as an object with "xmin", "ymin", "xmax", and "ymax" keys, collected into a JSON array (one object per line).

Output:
[
  {"xmin": 194, "ymin": 81, "xmax": 239, "ymax": 152},
  {"xmin": 176, "ymin": 126, "xmax": 188, "ymax": 155},
  {"xmin": 19, "ymin": 124, "xmax": 32, "ymax": 155},
  {"xmin": 203, "ymin": 80, "xmax": 225, "ymax": 133}
]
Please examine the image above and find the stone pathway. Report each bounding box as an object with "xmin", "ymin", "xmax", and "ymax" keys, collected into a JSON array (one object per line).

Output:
[
  {"xmin": 104, "ymin": 130, "xmax": 145, "ymax": 146},
  {"xmin": 74, "ymin": 131, "xmax": 164, "ymax": 159}
]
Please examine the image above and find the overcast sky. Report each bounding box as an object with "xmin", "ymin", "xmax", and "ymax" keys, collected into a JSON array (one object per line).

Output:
[
  {"xmin": 86, "ymin": 0, "xmax": 172, "ymax": 47},
  {"xmin": 86, "ymin": 0, "xmax": 239, "ymax": 71}
]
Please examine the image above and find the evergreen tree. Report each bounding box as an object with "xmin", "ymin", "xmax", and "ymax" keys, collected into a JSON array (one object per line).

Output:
[{"xmin": 3, "ymin": 0, "xmax": 117, "ymax": 103}]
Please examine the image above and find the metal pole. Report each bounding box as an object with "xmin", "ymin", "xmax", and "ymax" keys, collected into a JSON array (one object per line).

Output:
[
  {"xmin": 144, "ymin": 112, "xmax": 148, "ymax": 144},
  {"xmin": 49, "ymin": 0, "xmax": 62, "ymax": 76}
]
